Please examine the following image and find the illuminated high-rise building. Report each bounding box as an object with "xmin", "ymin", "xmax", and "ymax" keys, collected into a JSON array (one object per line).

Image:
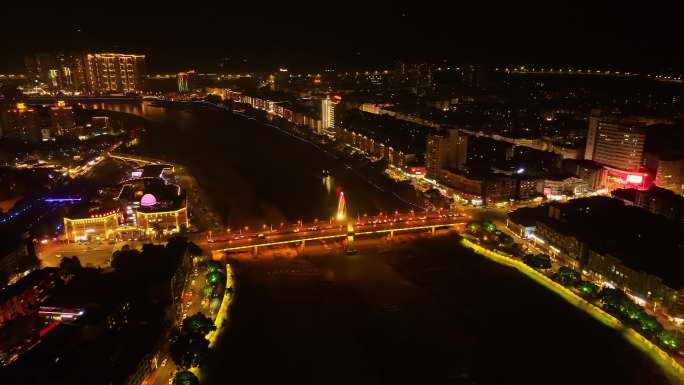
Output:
[
  {"xmin": 583, "ymin": 112, "xmax": 669, "ymax": 174},
  {"xmin": 321, "ymin": 96, "xmax": 340, "ymax": 135},
  {"xmin": 26, "ymin": 52, "xmax": 145, "ymax": 94},
  {"xmin": 583, "ymin": 109, "xmax": 602, "ymax": 161},
  {"xmin": 25, "ymin": 52, "xmax": 87, "ymax": 93},
  {"xmin": 425, "ymin": 128, "xmax": 468, "ymax": 179},
  {"xmin": 588, "ymin": 120, "xmax": 647, "ymax": 172},
  {"xmin": 84, "ymin": 53, "xmax": 146, "ymax": 94}
]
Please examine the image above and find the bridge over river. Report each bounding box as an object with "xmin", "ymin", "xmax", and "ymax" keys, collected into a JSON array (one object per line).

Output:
[{"xmin": 210, "ymin": 211, "xmax": 467, "ymax": 258}]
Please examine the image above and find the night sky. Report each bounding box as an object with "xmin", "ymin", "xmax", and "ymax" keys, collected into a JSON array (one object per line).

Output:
[{"xmin": 1, "ymin": 2, "xmax": 682, "ymax": 73}]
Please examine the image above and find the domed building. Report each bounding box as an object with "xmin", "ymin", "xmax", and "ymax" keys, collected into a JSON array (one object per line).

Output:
[
  {"xmin": 63, "ymin": 164, "xmax": 189, "ymax": 242},
  {"xmin": 116, "ymin": 176, "xmax": 188, "ymax": 237}
]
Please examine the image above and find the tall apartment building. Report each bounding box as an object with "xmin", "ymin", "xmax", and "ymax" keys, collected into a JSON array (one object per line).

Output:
[
  {"xmin": 4, "ymin": 104, "xmax": 41, "ymax": 142},
  {"xmin": 25, "ymin": 52, "xmax": 145, "ymax": 94},
  {"xmin": 462, "ymin": 64, "xmax": 490, "ymax": 89},
  {"xmin": 2, "ymin": 103, "xmax": 76, "ymax": 142},
  {"xmin": 321, "ymin": 96, "xmax": 339, "ymax": 135},
  {"xmin": 84, "ymin": 53, "xmax": 146, "ymax": 94},
  {"xmin": 425, "ymin": 128, "xmax": 468, "ymax": 179},
  {"xmin": 583, "ymin": 109, "xmax": 602, "ymax": 161},
  {"xmin": 655, "ymin": 157, "xmax": 684, "ymax": 195},
  {"xmin": 25, "ymin": 52, "xmax": 88, "ymax": 93},
  {"xmin": 594, "ymin": 121, "xmax": 646, "ymax": 171},
  {"xmin": 584, "ymin": 116, "xmax": 647, "ymax": 172}
]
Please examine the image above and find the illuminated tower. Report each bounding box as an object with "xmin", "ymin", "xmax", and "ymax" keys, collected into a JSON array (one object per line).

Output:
[
  {"xmin": 321, "ymin": 95, "xmax": 340, "ymax": 136},
  {"xmin": 346, "ymin": 221, "xmax": 356, "ymax": 254},
  {"xmin": 178, "ymin": 72, "xmax": 189, "ymax": 92},
  {"xmin": 336, "ymin": 191, "xmax": 347, "ymax": 221}
]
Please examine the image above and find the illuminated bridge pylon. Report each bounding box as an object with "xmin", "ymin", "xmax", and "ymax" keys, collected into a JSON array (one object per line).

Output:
[
  {"xmin": 336, "ymin": 191, "xmax": 347, "ymax": 222},
  {"xmin": 346, "ymin": 222, "xmax": 356, "ymax": 254}
]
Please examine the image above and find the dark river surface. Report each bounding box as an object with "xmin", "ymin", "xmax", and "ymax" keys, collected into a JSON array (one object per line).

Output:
[
  {"xmin": 94, "ymin": 102, "xmax": 409, "ymax": 227},
  {"xmin": 94, "ymin": 102, "xmax": 681, "ymax": 385}
]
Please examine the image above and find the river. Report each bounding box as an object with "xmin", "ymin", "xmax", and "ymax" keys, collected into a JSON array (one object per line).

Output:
[
  {"xmin": 89, "ymin": 102, "xmax": 410, "ymax": 228},
  {"xmin": 90, "ymin": 102, "xmax": 681, "ymax": 385}
]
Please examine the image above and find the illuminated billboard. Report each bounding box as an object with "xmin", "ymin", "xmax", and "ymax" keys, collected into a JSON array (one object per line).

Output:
[
  {"xmin": 603, "ymin": 166, "xmax": 650, "ymax": 190},
  {"xmin": 625, "ymin": 174, "xmax": 643, "ymax": 184}
]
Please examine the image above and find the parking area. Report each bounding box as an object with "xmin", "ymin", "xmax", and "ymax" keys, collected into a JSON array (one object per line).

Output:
[{"xmin": 38, "ymin": 240, "xmax": 147, "ymax": 268}]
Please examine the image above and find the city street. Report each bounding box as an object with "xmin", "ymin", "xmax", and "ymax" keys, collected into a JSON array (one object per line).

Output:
[{"xmin": 143, "ymin": 258, "xmax": 216, "ymax": 385}]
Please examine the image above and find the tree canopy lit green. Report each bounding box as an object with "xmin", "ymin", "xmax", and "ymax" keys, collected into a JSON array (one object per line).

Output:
[
  {"xmin": 182, "ymin": 312, "xmax": 216, "ymax": 336},
  {"xmin": 205, "ymin": 260, "xmax": 220, "ymax": 274},
  {"xmin": 575, "ymin": 281, "xmax": 598, "ymax": 298},
  {"xmin": 172, "ymin": 371, "xmax": 200, "ymax": 385},
  {"xmin": 554, "ymin": 266, "xmax": 580, "ymax": 286},
  {"xmin": 170, "ymin": 333, "xmax": 209, "ymax": 369},
  {"xmin": 523, "ymin": 254, "xmax": 552, "ymax": 269},
  {"xmin": 598, "ymin": 287, "xmax": 682, "ymax": 349},
  {"xmin": 206, "ymin": 270, "xmax": 221, "ymax": 285},
  {"xmin": 657, "ymin": 329, "xmax": 679, "ymax": 351}
]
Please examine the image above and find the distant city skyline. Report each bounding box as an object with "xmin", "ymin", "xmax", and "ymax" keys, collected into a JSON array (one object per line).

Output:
[{"xmin": 1, "ymin": 3, "xmax": 684, "ymax": 73}]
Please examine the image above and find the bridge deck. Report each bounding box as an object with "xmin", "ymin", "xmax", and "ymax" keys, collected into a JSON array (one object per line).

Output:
[{"xmin": 213, "ymin": 221, "xmax": 465, "ymax": 253}]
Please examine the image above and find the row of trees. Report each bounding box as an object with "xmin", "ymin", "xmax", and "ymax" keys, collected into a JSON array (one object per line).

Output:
[
  {"xmin": 469, "ymin": 218, "xmax": 683, "ymax": 356},
  {"xmin": 523, "ymin": 254, "xmax": 552, "ymax": 269},
  {"xmin": 169, "ymin": 260, "xmax": 225, "ymax": 384},
  {"xmin": 170, "ymin": 312, "xmax": 216, "ymax": 369},
  {"xmin": 599, "ymin": 288, "xmax": 681, "ymax": 351},
  {"xmin": 543, "ymin": 264, "xmax": 681, "ymax": 352},
  {"xmin": 466, "ymin": 220, "xmax": 514, "ymax": 246},
  {"xmin": 549, "ymin": 266, "xmax": 600, "ymax": 298}
]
